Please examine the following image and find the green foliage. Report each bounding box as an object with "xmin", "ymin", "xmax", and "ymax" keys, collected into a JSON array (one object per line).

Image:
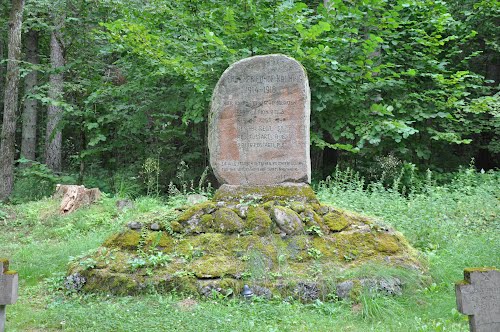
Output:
[
  {"xmin": 9, "ymin": 0, "xmax": 497, "ymax": 199},
  {"xmin": 359, "ymin": 292, "xmax": 404, "ymax": 321},
  {"xmin": 167, "ymin": 162, "xmax": 213, "ymax": 198},
  {"xmin": 142, "ymin": 156, "xmax": 161, "ymax": 196},
  {"xmin": 317, "ymin": 165, "xmax": 500, "ymax": 251},
  {"xmin": 306, "ymin": 225, "xmax": 324, "ymax": 237},
  {"xmin": 0, "ymin": 204, "xmax": 8, "ymax": 221},
  {"xmin": 307, "ymin": 247, "xmax": 323, "ymax": 260},
  {"xmin": 1, "ymin": 170, "xmax": 498, "ymax": 330},
  {"xmin": 10, "ymin": 159, "xmax": 76, "ymax": 204},
  {"xmin": 89, "ymin": 0, "xmax": 496, "ymax": 172},
  {"xmin": 131, "ymin": 227, "xmax": 174, "ymax": 272}
]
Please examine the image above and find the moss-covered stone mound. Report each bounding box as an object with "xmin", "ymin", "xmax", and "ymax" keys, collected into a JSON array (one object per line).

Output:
[{"xmin": 68, "ymin": 184, "xmax": 424, "ymax": 301}]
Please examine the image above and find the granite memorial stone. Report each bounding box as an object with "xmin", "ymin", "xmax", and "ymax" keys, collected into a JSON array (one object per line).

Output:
[
  {"xmin": 209, "ymin": 54, "xmax": 311, "ymax": 185},
  {"xmin": 0, "ymin": 259, "xmax": 18, "ymax": 332},
  {"xmin": 455, "ymin": 268, "xmax": 500, "ymax": 332}
]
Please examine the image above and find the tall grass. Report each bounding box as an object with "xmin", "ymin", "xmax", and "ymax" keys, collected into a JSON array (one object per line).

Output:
[
  {"xmin": 317, "ymin": 166, "xmax": 499, "ymax": 328},
  {"xmin": 1, "ymin": 167, "xmax": 498, "ymax": 331},
  {"xmin": 317, "ymin": 166, "xmax": 499, "ymax": 252}
]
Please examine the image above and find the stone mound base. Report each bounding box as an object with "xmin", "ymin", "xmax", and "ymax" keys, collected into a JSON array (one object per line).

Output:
[{"xmin": 67, "ymin": 185, "xmax": 424, "ymax": 301}]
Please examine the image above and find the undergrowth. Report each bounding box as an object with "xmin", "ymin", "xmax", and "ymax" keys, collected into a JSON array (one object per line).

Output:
[{"xmin": 1, "ymin": 167, "xmax": 498, "ymax": 331}]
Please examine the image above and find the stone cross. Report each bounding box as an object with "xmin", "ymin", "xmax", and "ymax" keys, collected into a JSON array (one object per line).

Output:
[
  {"xmin": 455, "ymin": 268, "xmax": 500, "ymax": 332},
  {"xmin": 0, "ymin": 259, "xmax": 18, "ymax": 332},
  {"xmin": 209, "ymin": 54, "xmax": 311, "ymax": 185}
]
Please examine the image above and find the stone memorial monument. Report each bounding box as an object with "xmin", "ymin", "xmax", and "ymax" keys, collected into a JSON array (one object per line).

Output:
[
  {"xmin": 0, "ymin": 259, "xmax": 18, "ymax": 332},
  {"xmin": 456, "ymin": 268, "xmax": 500, "ymax": 332},
  {"xmin": 69, "ymin": 54, "xmax": 423, "ymax": 301},
  {"xmin": 209, "ymin": 54, "xmax": 311, "ymax": 186}
]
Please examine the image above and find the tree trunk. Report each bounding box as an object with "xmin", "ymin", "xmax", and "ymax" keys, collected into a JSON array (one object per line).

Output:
[
  {"xmin": 45, "ymin": 29, "xmax": 64, "ymax": 172},
  {"xmin": 21, "ymin": 29, "xmax": 39, "ymax": 162},
  {"xmin": 54, "ymin": 184, "xmax": 101, "ymax": 214},
  {"xmin": 0, "ymin": 0, "xmax": 24, "ymax": 201},
  {"xmin": 0, "ymin": 34, "xmax": 5, "ymax": 113}
]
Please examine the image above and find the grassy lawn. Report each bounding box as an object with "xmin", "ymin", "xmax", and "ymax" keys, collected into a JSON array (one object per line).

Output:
[{"xmin": 1, "ymin": 170, "xmax": 498, "ymax": 331}]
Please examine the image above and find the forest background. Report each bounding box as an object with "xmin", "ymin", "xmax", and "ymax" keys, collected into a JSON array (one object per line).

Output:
[{"xmin": 0, "ymin": 0, "xmax": 498, "ymax": 201}]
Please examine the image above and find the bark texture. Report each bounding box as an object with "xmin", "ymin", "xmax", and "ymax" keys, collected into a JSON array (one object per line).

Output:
[
  {"xmin": 45, "ymin": 29, "xmax": 64, "ymax": 172},
  {"xmin": 0, "ymin": 0, "xmax": 25, "ymax": 201},
  {"xmin": 21, "ymin": 29, "xmax": 39, "ymax": 162},
  {"xmin": 55, "ymin": 184, "xmax": 101, "ymax": 214},
  {"xmin": 0, "ymin": 35, "xmax": 5, "ymax": 112}
]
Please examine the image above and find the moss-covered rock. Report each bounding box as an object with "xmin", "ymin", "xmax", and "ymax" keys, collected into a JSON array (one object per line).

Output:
[
  {"xmin": 214, "ymin": 183, "xmax": 318, "ymax": 203},
  {"xmin": 289, "ymin": 201, "xmax": 306, "ymax": 213},
  {"xmin": 178, "ymin": 201, "xmax": 216, "ymax": 222},
  {"xmin": 170, "ymin": 221, "xmax": 182, "ymax": 233},
  {"xmin": 189, "ymin": 256, "xmax": 244, "ymax": 278},
  {"xmin": 302, "ymin": 208, "xmax": 327, "ymax": 232},
  {"xmin": 245, "ymin": 206, "xmax": 272, "ymax": 235},
  {"xmin": 323, "ymin": 211, "xmax": 350, "ymax": 232},
  {"xmin": 82, "ymin": 269, "xmax": 141, "ymax": 295},
  {"xmin": 199, "ymin": 214, "xmax": 214, "ymax": 231},
  {"xmin": 71, "ymin": 188, "xmax": 425, "ymax": 301},
  {"xmin": 219, "ymin": 278, "xmax": 244, "ymax": 294},
  {"xmin": 176, "ymin": 201, "xmax": 217, "ymax": 234},
  {"xmin": 213, "ymin": 208, "xmax": 244, "ymax": 233},
  {"xmin": 74, "ymin": 226, "xmax": 423, "ymax": 300},
  {"xmin": 375, "ymin": 232, "xmax": 402, "ymax": 253},
  {"xmin": 103, "ymin": 230, "xmax": 141, "ymax": 250},
  {"xmin": 148, "ymin": 232, "xmax": 175, "ymax": 251},
  {"xmin": 272, "ymin": 206, "xmax": 304, "ymax": 235}
]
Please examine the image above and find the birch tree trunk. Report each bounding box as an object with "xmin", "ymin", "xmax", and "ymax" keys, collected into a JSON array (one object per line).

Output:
[
  {"xmin": 0, "ymin": 0, "xmax": 24, "ymax": 201},
  {"xmin": 21, "ymin": 29, "xmax": 39, "ymax": 162},
  {"xmin": 45, "ymin": 29, "xmax": 64, "ymax": 172}
]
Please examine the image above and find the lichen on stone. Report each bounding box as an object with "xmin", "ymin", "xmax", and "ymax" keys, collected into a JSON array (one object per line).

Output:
[{"xmin": 272, "ymin": 206, "xmax": 304, "ymax": 235}]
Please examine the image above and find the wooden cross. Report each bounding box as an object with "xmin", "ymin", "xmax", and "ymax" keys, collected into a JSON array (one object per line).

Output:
[
  {"xmin": 456, "ymin": 268, "xmax": 500, "ymax": 332},
  {"xmin": 0, "ymin": 259, "xmax": 18, "ymax": 332}
]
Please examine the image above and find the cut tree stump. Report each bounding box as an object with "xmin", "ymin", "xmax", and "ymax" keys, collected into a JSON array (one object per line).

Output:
[{"xmin": 55, "ymin": 184, "xmax": 101, "ymax": 214}]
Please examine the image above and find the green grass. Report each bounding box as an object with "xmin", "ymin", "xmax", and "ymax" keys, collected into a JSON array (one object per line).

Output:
[{"xmin": 1, "ymin": 169, "xmax": 498, "ymax": 331}]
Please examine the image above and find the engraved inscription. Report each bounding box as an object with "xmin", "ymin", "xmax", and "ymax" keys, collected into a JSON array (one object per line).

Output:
[
  {"xmin": 224, "ymin": 100, "xmax": 297, "ymax": 107},
  {"xmin": 220, "ymin": 161, "xmax": 305, "ymax": 172},
  {"xmin": 226, "ymin": 74, "xmax": 301, "ymax": 84},
  {"xmin": 209, "ymin": 54, "xmax": 311, "ymax": 185}
]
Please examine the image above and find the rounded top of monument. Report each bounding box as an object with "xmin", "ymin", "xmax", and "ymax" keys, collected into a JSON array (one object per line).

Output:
[{"xmin": 217, "ymin": 54, "xmax": 306, "ymax": 78}]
